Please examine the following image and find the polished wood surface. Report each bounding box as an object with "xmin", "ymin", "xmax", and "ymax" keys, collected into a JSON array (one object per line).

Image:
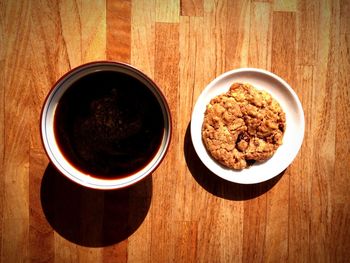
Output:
[{"xmin": 1, "ymin": 0, "xmax": 349, "ymax": 262}]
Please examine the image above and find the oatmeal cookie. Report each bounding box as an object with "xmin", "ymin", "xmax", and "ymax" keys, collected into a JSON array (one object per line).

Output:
[{"xmin": 202, "ymin": 83, "xmax": 286, "ymax": 169}]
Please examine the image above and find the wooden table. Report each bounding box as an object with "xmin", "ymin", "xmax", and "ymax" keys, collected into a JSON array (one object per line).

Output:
[{"xmin": 1, "ymin": 0, "xmax": 349, "ymax": 262}]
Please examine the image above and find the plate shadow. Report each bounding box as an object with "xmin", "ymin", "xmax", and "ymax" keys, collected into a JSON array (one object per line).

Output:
[
  {"xmin": 40, "ymin": 164, "xmax": 152, "ymax": 247},
  {"xmin": 184, "ymin": 123, "xmax": 284, "ymax": 201}
]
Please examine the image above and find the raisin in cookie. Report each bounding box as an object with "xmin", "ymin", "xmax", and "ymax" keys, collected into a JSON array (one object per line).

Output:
[{"xmin": 202, "ymin": 83, "xmax": 286, "ymax": 170}]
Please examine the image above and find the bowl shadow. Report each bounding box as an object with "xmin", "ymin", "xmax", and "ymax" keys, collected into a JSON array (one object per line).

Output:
[
  {"xmin": 40, "ymin": 164, "xmax": 152, "ymax": 247},
  {"xmin": 184, "ymin": 123, "xmax": 284, "ymax": 200}
]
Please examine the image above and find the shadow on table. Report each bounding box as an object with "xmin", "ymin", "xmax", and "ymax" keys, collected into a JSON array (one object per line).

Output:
[
  {"xmin": 184, "ymin": 123, "xmax": 284, "ymax": 201},
  {"xmin": 40, "ymin": 164, "xmax": 152, "ymax": 247}
]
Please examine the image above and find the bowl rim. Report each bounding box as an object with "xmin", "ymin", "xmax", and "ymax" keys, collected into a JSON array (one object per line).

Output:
[
  {"xmin": 190, "ymin": 67, "xmax": 305, "ymax": 184},
  {"xmin": 40, "ymin": 61, "xmax": 172, "ymax": 190}
]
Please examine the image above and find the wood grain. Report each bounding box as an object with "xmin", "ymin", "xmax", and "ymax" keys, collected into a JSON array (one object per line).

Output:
[
  {"xmin": 131, "ymin": 0, "xmax": 155, "ymax": 77},
  {"xmin": 248, "ymin": 1, "xmax": 272, "ymax": 69},
  {"xmin": 178, "ymin": 16, "xmax": 203, "ymax": 224},
  {"xmin": 273, "ymin": 0, "xmax": 297, "ymax": 11},
  {"xmin": 107, "ymin": 0, "xmax": 131, "ymax": 62},
  {"xmin": 297, "ymin": 0, "xmax": 318, "ymax": 66},
  {"xmin": 2, "ymin": 1, "xmax": 31, "ymax": 262},
  {"xmin": 288, "ymin": 65, "xmax": 313, "ymax": 263},
  {"xmin": 333, "ymin": 32, "xmax": 350, "ymax": 261},
  {"xmin": 265, "ymin": 11, "xmax": 296, "ymax": 263},
  {"xmin": 155, "ymin": 0, "xmax": 180, "ymax": 22},
  {"xmin": 310, "ymin": 1, "xmax": 339, "ymax": 261},
  {"xmin": 180, "ymin": 0, "xmax": 203, "ymax": 16},
  {"xmin": 340, "ymin": 0, "xmax": 350, "ymax": 34},
  {"xmin": 1, "ymin": 0, "xmax": 350, "ymax": 262},
  {"xmin": 203, "ymin": 0, "xmax": 227, "ymax": 79},
  {"xmin": 0, "ymin": 2, "xmax": 5, "ymax": 259},
  {"xmin": 29, "ymin": 149, "xmax": 53, "ymax": 262},
  {"xmin": 152, "ymin": 22, "xmax": 180, "ymax": 263},
  {"xmin": 225, "ymin": 0, "xmax": 250, "ymax": 69}
]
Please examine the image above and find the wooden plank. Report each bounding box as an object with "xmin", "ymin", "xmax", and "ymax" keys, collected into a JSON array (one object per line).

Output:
[
  {"xmin": 273, "ymin": 0, "xmax": 297, "ymax": 11},
  {"xmin": 287, "ymin": 66, "xmax": 313, "ymax": 263},
  {"xmin": 101, "ymin": 193, "xmax": 128, "ymax": 263},
  {"xmin": 59, "ymin": 0, "xmax": 106, "ymax": 66},
  {"xmin": 178, "ymin": 16, "xmax": 205, "ymax": 223},
  {"xmin": 128, "ymin": 1, "xmax": 156, "ymax": 262},
  {"xmin": 179, "ymin": 16, "xmax": 204, "ymax": 145},
  {"xmin": 340, "ymin": 0, "xmax": 350, "ymax": 34},
  {"xmin": 243, "ymin": 194, "xmax": 267, "ymax": 263},
  {"xmin": 152, "ymin": 22, "xmax": 180, "ymax": 262},
  {"xmin": 334, "ymin": 33, "xmax": 350, "ymax": 207},
  {"xmin": 103, "ymin": 242, "xmax": 128, "ymax": 263},
  {"xmin": 3, "ymin": 1, "xmax": 31, "ymax": 217},
  {"xmin": 179, "ymin": 14, "xmax": 209, "ymax": 233},
  {"xmin": 0, "ymin": 71, "xmax": 3, "ymax": 263},
  {"xmin": 53, "ymin": 234, "xmax": 79, "ymax": 263},
  {"xmin": 203, "ymin": 0, "xmax": 227, "ymax": 81},
  {"xmin": 155, "ymin": 0, "xmax": 180, "ymax": 22},
  {"xmin": 195, "ymin": 197, "xmax": 224, "ymax": 262},
  {"xmin": 58, "ymin": 0, "xmax": 84, "ymax": 67},
  {"xmin": 248, "ymin": 2, "xmax": 272, "ymax": 69},
  {"xmin": 29, "ymin": 149, "xmax": 54, "ymax": 262},
  {"xmin": 78, "ymin": 189, "xmax": 104, "ymax": 263},
  {"xmin": 265, "ymin": 11, "xmax": 297, "ymax": 262},
  {"xmin": 106, "ymin": 0, "xmax": 131, "ymax": 62},
  {"xmin": 2, "ymin": 219, "xmax": 29, "ymax": 262},
  {"xmin": 309, "ymin": 0, "xmax": 339, "ymax": 261},
  {"xmin": 131, "ymin": 0, "xmax": 156, "ymax": 77},
  {"xmin": 332, "ymin": 33, "xmax": 350, "ymax": 262},
  {"xmin": 0, "ymin": 3, "xmax": 5, "ymax": 259},
  {"xmin": 128, "ymin": 215, "xmax": 152, "ymax": 263},
  {"xmin": 218, "ymin": 202, "xmax": 243, "ymax": 262},
  {"xmin": 174, "ymin": 221, "xmax": 197, "ymax": 261},
  {"xmin": 1, "ymin": 1, "xmax": 31, "ymax": 262},
  {"xmin": 264, "ymin": 175, "xmax": 289, "ymax": 262},
  {"xmin": 127, "ymin": 180, "xmax": 152, "ymax": 263},
  {"xmin": 271, "ymin": 11, "xmax": 296, "ymax": 85},
  {"xmin": 297, "ymin": 0, "xmax": 319, "ymax": 65},
  {"xmin": 180, "ymin": 0, "xmax": 204, "ymax": 16},
  {"xmin": 225, "ymin": 0, "xmax": 251, "ymax": 69}
]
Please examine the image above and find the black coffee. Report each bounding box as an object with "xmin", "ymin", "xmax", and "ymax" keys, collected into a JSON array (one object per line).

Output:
[{"xmin": 54, "ymin": 71, "xmax": 164, "ymax": 179}]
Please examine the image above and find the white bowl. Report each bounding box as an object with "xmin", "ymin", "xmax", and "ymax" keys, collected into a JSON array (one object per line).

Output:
[
  {"xmin": 191, "ymin": 68, "xmax": 304, "ymax": 184},
  {"xmin": 41, "ymin": 61, "xmax": 171, "ymax": 190}
]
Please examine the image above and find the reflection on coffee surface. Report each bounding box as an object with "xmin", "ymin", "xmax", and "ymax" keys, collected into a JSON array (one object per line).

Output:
[{"xmin": 54, "ymin": 71, "xmax": 164, "ymax": 178}]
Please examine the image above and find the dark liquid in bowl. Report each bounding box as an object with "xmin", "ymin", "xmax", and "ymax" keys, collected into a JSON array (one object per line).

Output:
[{"xmin": 54, "ymin": 71, "xmax": 164, "ymax": 179}]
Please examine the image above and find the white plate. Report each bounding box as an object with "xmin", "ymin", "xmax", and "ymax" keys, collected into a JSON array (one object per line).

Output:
[{"xmin": 190, "ymin": 68, "xmax": 305, "ymax": 184}]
